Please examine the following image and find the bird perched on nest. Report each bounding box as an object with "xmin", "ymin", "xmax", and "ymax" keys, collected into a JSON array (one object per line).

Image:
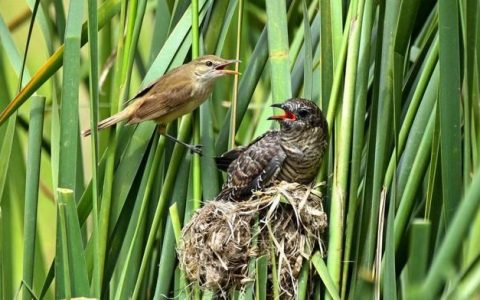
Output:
[
  {"xmin": 82, "ymin": 55, "xmax": 239, "ymax": 154},
  {"xmin": 215, "ymin": 98, "xmax": 328, "ymax": 201}
]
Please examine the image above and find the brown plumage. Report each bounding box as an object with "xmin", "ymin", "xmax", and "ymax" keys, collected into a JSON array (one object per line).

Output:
[
  {"xmin": 82, "ymin": 55, "xmax": 238, "ymax": 152},
  {"xmin": 215, "ymin": 98, "xmax": 329, "ymax": 201}
]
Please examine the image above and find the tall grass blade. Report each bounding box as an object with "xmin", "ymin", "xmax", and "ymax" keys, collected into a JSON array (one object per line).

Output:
[
  {"xmin": 361, "ymin": 0, "xmax": 400, "ymax": 271},
  {"xmin": 56, "ymin": 188, "xmax": 90, "ymax": 297},
  {"xmin": 255, "ymin": 255, "xmax": 268, "ymax": 300},
  {"xmin": 22, "ymin": 96, "xmax": 45, "ymax": 299},
  {"xmin": 56, "ymin": 0, "xmax": 87, "ymax": 296},
  {"xmin": 131, "ymin": 117, "xmax": 193, "ymax": 299},
  {"xmin": 438, "ymin": 0, "xmax": 462, "ymax": 226},
  {"xmin": 265, "ymin": 0, "xmax": 292, "ymax": 102},
  {"xmin": 342, "ymin": 0, "xmax": 374, "ymax": 294},
  {"xmin": 86, "ymin": 0, "xmax": 101, "ymax": 295},
  {"xmin": 57, "ymin": 200, "xmax": 71, "ymax": 300},
  {"xmin": 302, "ymin": 0, "xmax": 313, "ymax": 99},
  {"xmin": 328, "ymin": 0, "xmax": 364, "ymax": 292},
  {"xmin": 153, "ymin": 158, "xmax": 191, "ymax": 299},
  {"xmin": 114, "ymin": 137, "xmax": 164, "ymax": 299},
  {"xmin": 311, "ymin": 252, "xmax": 340, "ymax": 300},
  {"xmin": 403, "ymin": 220, "xmax": 430, "ymax": 298}
]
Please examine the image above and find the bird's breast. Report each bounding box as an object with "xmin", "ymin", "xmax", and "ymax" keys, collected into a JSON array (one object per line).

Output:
[
  {"xmin": 192, "ymin": 80, "xmax": 214, "ymax": 100},
  {"xmin": 278, "ymin": 127, "xmax": 327, "ymax": 183}
]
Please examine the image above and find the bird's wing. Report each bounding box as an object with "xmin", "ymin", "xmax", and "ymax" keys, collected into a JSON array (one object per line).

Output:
[
  {"xmin": 221, "ymin": 132, "xmax": 286, "ymax": 199},
  {"xmin": 127, "ymin": 84, "xmax": 193, "ymax": 124},
  {"xmin": 215, "ymin": 130, "xmax": 280, "ymax": 172},
  {"xmin": 123, "ymin": 65, "xmax": 185, "ymax": 107},
  {"xmin": 215, "ymin": 147, "xmax": 247, "ymax": 171},
  {"xmin": 124, "ymin": 80, "xmax": 156, "ymax": 105}
]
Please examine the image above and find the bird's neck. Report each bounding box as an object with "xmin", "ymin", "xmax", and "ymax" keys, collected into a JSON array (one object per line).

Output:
[
  {"xmin": 280, "ymin": 126, "xmax": 324, "ymax": 153},
  {"xmin": 192, "ymin": 78, "xmax": 214, "ymax": 99}
]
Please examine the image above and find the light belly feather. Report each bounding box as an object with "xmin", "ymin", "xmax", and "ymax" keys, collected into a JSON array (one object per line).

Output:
[{"xmin": 156, "ymin": 98, "xmax": 198, "ymax": 123}]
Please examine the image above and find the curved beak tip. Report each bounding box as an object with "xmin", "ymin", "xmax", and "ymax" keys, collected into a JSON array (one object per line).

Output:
[
  {"xmin": 270, "ymin": 103, "xmax": 283, "ymax": 108},
  {"xmin": 217, "ymin": 60, "xmax": 241, "ymax": 75},
  {"xmin": 268, "ymin": 104, "xmax": 296, "ymax": 121}
]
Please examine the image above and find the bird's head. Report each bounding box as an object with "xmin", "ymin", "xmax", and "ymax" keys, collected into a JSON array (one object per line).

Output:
[
  {"xmin": 268, "ymin": 98, "xmax": 328, "ymax": 132},
  {"xmin": 191, "ymin": 55, "xmax": 239, "ymax": 83}
]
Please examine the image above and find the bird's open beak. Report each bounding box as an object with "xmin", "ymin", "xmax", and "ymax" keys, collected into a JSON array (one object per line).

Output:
[
  {"xmin": 216, "ymin": 60, "xmax": 241, "ymax": 75},
  {"xmin": 268, "ymin": 104, "xmax": 297, "ymax": 121}
]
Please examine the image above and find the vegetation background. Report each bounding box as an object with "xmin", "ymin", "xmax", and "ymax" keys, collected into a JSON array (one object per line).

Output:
[{"xmin": 0, "ymin": 0, "xmax": 479, "ymax": 299}]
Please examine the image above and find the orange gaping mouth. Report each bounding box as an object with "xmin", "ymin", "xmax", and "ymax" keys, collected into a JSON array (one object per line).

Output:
[
  {"xmin": 268, "ymin": 110, "xmax": 296, "ymax": 121},
  {"xmin": 216, "ymin": 60, "xmax": 240, "ymax": 75}
]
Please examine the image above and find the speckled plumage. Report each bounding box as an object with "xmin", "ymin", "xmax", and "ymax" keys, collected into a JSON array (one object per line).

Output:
[{"xmin": 216, "ymin": 98, "xmax": 328, "ymax": 201}]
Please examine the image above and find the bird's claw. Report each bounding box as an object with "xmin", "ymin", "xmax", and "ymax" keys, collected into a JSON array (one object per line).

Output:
[{"xmin": 189, "ymin": 144, "xmax": 203, "ymax": 155}]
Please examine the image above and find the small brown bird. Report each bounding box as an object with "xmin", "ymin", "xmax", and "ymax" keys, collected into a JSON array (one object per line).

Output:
[
  {"xmin": 215, "ymin": 98, "xmax": 328, "ymax": 201},
  {"xmin": 82, "ymin": 55, "xmax": 239, "ymax": 153}
]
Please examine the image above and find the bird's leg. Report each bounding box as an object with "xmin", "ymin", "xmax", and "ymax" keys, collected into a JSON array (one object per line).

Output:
[
  {"xmin": 163, "ymin": 133, "xmax": 203, "ymax": 155},
  {"xmin": 156, "ymin": 124, "xmax": 203, "ymax": 155}
]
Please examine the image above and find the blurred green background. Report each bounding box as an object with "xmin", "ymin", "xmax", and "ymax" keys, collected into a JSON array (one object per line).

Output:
[{"xmin": 1, "ymin": 0, "xmax": 480, "ymax": 299}]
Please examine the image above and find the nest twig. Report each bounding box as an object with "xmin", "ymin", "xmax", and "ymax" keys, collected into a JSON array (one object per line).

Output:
[{"xmin": 178, "ymin": 181, "xmax": 328, "ymax": 297}]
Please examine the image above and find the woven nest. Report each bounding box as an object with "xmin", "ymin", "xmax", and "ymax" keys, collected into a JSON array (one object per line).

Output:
[{"xmin": 178, "ymin": 181, "xmax": 328, "ymax": 297}]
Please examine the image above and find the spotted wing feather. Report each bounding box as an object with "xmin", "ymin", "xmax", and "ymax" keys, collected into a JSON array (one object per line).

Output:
[
  {"xmin": 215, "ymin": 130, "xmax": 279, "ymax": 172},
  {"xmin": 215, "ymin": 147, "xmax": 247, "ymax": 171},
  {"xmin": 217, "ymin": 131, "xmax": 286, "ymax": 201}
]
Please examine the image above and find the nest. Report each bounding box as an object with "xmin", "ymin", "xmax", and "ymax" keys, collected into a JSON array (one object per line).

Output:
[{"xmin": 178, "ymin": 181, "xmax": 328, "ymax": 297}]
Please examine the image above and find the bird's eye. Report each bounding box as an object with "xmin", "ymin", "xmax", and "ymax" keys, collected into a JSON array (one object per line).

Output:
[
  {"xmin": 298, "ymin": 109, "xmax": 309, "ymax": 118},
  {"xmin": 205, "ymin": 61, "xmax": 213, "ymax": 67}
]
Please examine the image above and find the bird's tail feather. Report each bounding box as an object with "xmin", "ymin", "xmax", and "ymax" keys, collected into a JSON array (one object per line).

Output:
[{"xmin": 81, "ymin": 110, "xmax": 129, "ymax": 137}]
